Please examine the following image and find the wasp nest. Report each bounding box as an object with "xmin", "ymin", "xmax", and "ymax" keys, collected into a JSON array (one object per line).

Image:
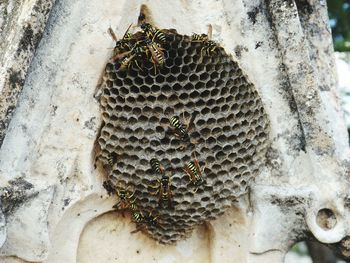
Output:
[{"xmin": 95, "ymin": 25, "xmax": 270, "ymax": 244}]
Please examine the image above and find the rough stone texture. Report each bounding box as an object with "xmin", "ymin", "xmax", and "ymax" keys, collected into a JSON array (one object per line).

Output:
[
  {"xmin": 97, "ymin": 31, "xmax": 269, "ymax": 243},
  {"xmin": 0, "ymin": 0, "xmax": 56, "ymax": 147},
  {"xmin": 0, "ymin": 0, "xmax": 349, "ymax": 262}
]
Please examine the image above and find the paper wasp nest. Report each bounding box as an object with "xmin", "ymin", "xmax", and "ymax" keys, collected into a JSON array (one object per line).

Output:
[{"xmin": 95, "ymin": 27, "xmax": 270, "ymax": 243}]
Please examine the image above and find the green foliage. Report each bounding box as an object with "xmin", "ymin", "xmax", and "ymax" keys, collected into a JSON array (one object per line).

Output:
[{"xmin": 327, "ymin": 0, "xmax": 350, "ymax": 51}]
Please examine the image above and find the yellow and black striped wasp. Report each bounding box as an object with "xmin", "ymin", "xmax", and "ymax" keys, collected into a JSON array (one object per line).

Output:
[
  {"xmin": 170, "ymin": 116, "xmax": 190, "ymax": 141},
  {"xmin": 116, "ymin": 41, "xmax": 147, "ymax": 71},
  {"xmin": 112, "ymin": 184, "xmax": 136, "ymax": 212},
  {"xmin": 140, "ymin": 23, "xmax": 166, "ymax": 73},
  {"xmin": 129, "ymin": 201, "xmax": 145, "ymax": 233},
  {"xmin": 148, "ymin": 158, "xmax": 173, "ymax": 209},
  {"xmin": 169, "ymin": 112, "xmax": 198, "ymax": 149},
  {"xmin": 131, "ymin": 210, "xmax": 160, "ymax": 234},
  {"xmin": 191, "ymin": 24, "xmax": 219, "ymax": 62},
  {"xmin": 150, "ymin": 158, "xmax": 165, "ymax": 174},
  {"xmin": 131, "ymin": 209, "xmax": 144, "ymax": 224},
  {"xmin": 141, "ymin": 22, "xmax": 167, "ymax": 44},
  {"xmin": 183, "ymin": 157, "xmax": 205, "ymax": 192},
  {"xmin": 107, "ymin": 152, "xmax": 118, "ymax": 168},
  {"xmin": 143, "ymin": 37, "xmax": 165, "ymax": 73},
  {"xmin": 143, "ymin": 211, "xmax": 159, "ymax": 227}
]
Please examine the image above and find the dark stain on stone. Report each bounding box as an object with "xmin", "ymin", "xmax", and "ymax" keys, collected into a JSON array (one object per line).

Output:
[
  {"xmin": 138, "ymin": 4, "xmax": 153, "ymax": 25},
  {"xmin": 63, "ymin": 198, "xmax": 71, "ymax": 207},
  {"xmin": 278, "ymin": 70, "xmax": 307, "ymax": 153},
  {"xmin": 234, "ymin": 45, "xmax": 248, "ymax": 58},
  {"xmin": 270, "ymin": 194, "xmax": 309, "ymax": 214},
  {"xmin": 8, "ymin": 70, "xmax": 24, "ymax": 89},
  {"xmin": 0, "ymin": 177, "xmax": 36, "ymax": 215},
  {"xmin": 247, "ymin": 6, "xmax": 259, "ymax": 25},
  {"xmin": 18, "ymin": 24, "xmax": 34, "ymax": 52},
  {"xmin": 296, "ymin": 119, "xmax": 307, "ymax": 152},
  {"xmin": 103, "ymin": 180, "xmax": 116, "ymax": 196},
  {"xmin": 295, "ymin": 0, "xmax": 313, "ymax": 16},
  {"xmin": 319, "ymin": 84, "xmax": 330, "ymax": 91},
  {"xmin": 6, "ymin": 105, "xmax": 15, "ymax": 116},
  {"xmin": 255, "ymin": 41, "xmax": 263, "ymax": 49}
]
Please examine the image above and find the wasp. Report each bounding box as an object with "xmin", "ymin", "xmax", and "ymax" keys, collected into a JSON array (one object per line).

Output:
[
  {"xmin": 118, "ymin": 42, "xmax": 147, "ymax": 71},
  {"xmin": 150, "ymin": 158, "xmax": 165, "ymax": 174},
  {"xmin": 169, "ymin": 113, "xmax": 198, "ymax": 150},
  {"xmin": 143, "ymin": 211, "xmax": 159, "ymax": 226},
  {"xmin": 131, "ymin": 210, "xmax": 160, "ymax": 234},
  {"xmin": 183, "ymin": 159, "xmax": 205, "ymax": 192},
  {"xmin": 201, "ymin": 40, "xmax": 218, "ymax": 57},
  {"xmin": 107, "ymin": 152, "xmax": 118, "ymax": 168},
  {"xmin": 131, "ymin": 209, "xmax": 144, "ymax": 224},
  {"xmin": 112, "ymin": 185, "xmax": 136, "ymax": 211},
  {"xmin": 170, "ymin": 111, "xmax": 197, "ymax": 139},
  {"xmin": 170, "ymin": 116, "xmax": 189, "ymax": 140},
  {"xmin": 108, "ymin": 24, "xmax": 133, "ymax": 56},
  {"xmin": 143, "ymin": 37, "xmax": 165, "ymax": 72},
  {"xmin": 148, "ymin": 159, "xmax": 173, "ymax": 208},
  {"xmin": 191, "ymin": 24, "xmax": 218, "ymax": 61},
  {"xmin": 141, "ymin": 22, "xmax": 167, "ymax": 44},
  {"xmin": 191, "ymin": 33, "xmax": 209, "ymax": 42},
  {"xmin": 148, "ymin": 174, "xmax": 173, "ymax": 208}
]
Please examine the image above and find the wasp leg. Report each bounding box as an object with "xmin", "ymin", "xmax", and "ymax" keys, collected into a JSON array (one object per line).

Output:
[
  {"xmin": 153, "ymin": 62, "xmax": 158, "ymax": 75},
  {"xmin": 120, "ymin": 209, "xmax": 127, "ymax": 217},
  {"xmin": 108, "ymin": 27, "xmax": 118, "ymax": 42},
  {"xmin": 149, "ymin": 189, "xmax": 159, "ymax": 196},
  {"xmin": 113, "ymin": 202, "xmax": 128, "ymax": 217},
  {"xmin": 128, "ymin": 190, "xmax": 135, "ymax": 199},
  {"xmin": 112, "ymin": 201, "xmax": 121, "ymax": 209},
  {"xmin": 112, "ymin": 50, "xmax": 131, "ymax": 61},
  {"xmin": 167, "ymin": 190, "xmax": 174, "ymax": 209},
  {"xmin": 199, "ymin": 48, "xmax": 205, "ymax": 63},
  {"xmin": 186, "ymin": 112, "xmax": 197, "ymax": 132},
  {"xmin": 182, "ymin": 167, "xmax": 193, "ymax": 182},
  {"xmin": 130, "ymin": 226, "xmax": 143, "ymax": 234},
  {"xmin": 148, "ymin": 182, "xmax": 160, "ymax": 189},
  {"xmin": 134, "ymin": 59, "xmax": 143, "ymax": 71},
  {"xmin": 147, "ymin": 181, "xmax": 160, "ymax": 195},
  {"xmin": 192, "ymin": 187, "xmax": 199, "ymax": 194},
  {"xmin": 122, "ymin": 23, "xmax": 133, "ymax": 39}
]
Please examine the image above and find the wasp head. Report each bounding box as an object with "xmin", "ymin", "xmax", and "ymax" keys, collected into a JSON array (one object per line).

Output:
[
  {"xmin": 161, "ymin": 175, "xmax": 169, "ymax": 186},
  {"xmin": 118, "ymin": 190, "xmax": 127, "ymax": 199},
  {"xmin": 141, "ymin": 23, "xmax": 152, "ymax": 31}
]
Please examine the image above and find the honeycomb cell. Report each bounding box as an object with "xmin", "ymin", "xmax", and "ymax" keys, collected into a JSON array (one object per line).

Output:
[
  {"xmin": 183, "ymin": 56, "xmax": 192, "ymax": 65},
  {"xmin": 95, "ymin": 28, "xmax": 270, "ymax": 244}
]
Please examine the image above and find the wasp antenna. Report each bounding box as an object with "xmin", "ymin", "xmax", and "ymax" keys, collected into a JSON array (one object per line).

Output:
[
  {"xmin": 188, "ymin": 111, "xmax": 197, "ymax": 130},
  {"xmin": 208, "ymin": 24, "xmax": 213, "ymax": 40},
  {"xmin": 108, "ymin": 26, "xmax": 118, "ymax": 42},
  {"xmin": 123, "ymin": 23, "xmax": 133, "ymax": 39},
  {"xmin": 192, "ymin": 150, "xmax": 198, "ymax": 160}
]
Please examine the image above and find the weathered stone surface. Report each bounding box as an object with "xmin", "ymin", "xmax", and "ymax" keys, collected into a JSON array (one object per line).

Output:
[{"xmin": 0, "ymin": 0, "xmax": 56, "ymax": 147}]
